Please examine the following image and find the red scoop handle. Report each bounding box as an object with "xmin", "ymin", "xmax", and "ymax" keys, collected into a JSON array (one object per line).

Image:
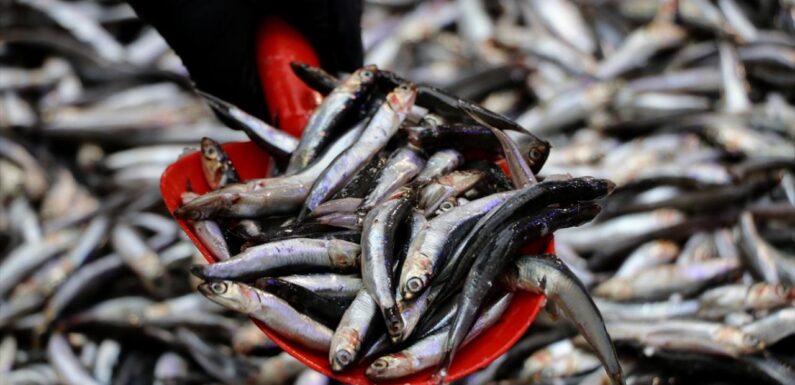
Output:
[{"xmin": 255, "ymin": 16, "xmax": 321, "ymax": 137}]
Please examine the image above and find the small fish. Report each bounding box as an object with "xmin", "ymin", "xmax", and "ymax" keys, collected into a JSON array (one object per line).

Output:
[
  {"xmin": 300, "ymin": 83, "xmax": 417, "ymax": 217},
  {"xmin": 360, "ymin": 146, "xmax": 425, "ymax": 211},
  {"xmin": 279, "ymin": 273, "xmax": 364, "ymax": 298},
  {"xmin": 503, "ymin": 254, "xmax": 624, "ymax": 385},
  {"xmin": 111, "ymin": 222, "xmax": 167, "ymax": 295},
  {"xmin": 366, "ymin": 292, "xmax": 512, "ymax": 381},
  {"xmin": 594, "ymin": 257, "xmax": 741, "ymax": 302},
  {"xmin": 198, "ymin": 281, "xmax": 333, "ymax": 351},
  {"xmin": 415, "ymin": 149, "xmax": 465, "ymax": 185},
  {"xmin": 252, "ymin": 277, "xmax": 352, "ymax": 329},
  {"xmin": 361, "ymin": 191, "xmax": 414, "ymax": 342},
  {"xmin": 741, "ymin": 308, "xmax": 795, "ymax": 346},
  {"xmin": 607, "ymin": 320, "xmax": 764, "ymax": 356},
  {"xmin": 286, "ymin": 66, "xmax": 378, "ymax": 175},
  {"xmin": 419, "ymin": 170, "xmax": 484, "ymax": 216},
  {"xmin": 46, "ymin": 332, "xmax": 102, "ymax": 385},
  {"xmin": 190, "ymin": 238, "xmax": 360, "ymax": 281},
  {"xmin": 199, "ymin": 91, "xmax": 298, "ymax": 163},
  {"xmin": 329, "ymin": 289, "xmax": 378, "ymax": 372}
]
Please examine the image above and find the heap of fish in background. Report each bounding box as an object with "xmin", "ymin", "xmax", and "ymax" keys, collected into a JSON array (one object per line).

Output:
[{"xmin": 1, "ymin": 0, "xmax": 795, "ymax": 384}]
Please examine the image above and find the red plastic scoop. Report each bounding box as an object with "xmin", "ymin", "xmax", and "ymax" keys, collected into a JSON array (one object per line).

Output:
[{"xmin": 160, "ymin": 17, "xmax": 549, "ymax": 385}]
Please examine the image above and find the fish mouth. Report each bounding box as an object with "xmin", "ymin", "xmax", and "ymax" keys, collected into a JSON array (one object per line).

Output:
[{"xmin": 385, "ymin": 308, "xmax": 405, "ymax": 343}]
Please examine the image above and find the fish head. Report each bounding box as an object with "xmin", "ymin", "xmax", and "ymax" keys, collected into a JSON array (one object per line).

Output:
[
  {"xmin": 328, "ymin": 240, "xmax": 361, "ymax": 269},
  {"xmin": 387, "ymin": 82, "xmax": 418, "ymax": 115},
  {"xmin": 401, "ymin": 252, "xmax": 433, "ymax": 299},
  {"xmin": 355, "ymin": 65, "xmax": 378, "ymax": 86},
  {"xmin": 366, "ymin": 353, "xmax": 414, "ymax": 379},
  {"xmin": 198, "ymin": 280, "xmax": 257, "ymax": 313},
  {"xmin": 200, "ymin": 137, "xmax": 225, "ymax": 189},
  {"xmin": 174, "ymin": 192, "xmax": 238, "ymax": 220},
  {"xmin": 330, "ymin": 329, "xmax": 361, "ymax": 372},
  {"xmin": 526, "ymin": 140, "xmax": 551, "ymax": 170}
]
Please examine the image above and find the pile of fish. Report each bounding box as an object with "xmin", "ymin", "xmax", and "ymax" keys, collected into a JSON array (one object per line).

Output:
[
  {"xmin": 2, "ymin": 0, "xmax": 795, "ymax": 384},
  {"xmin": 177, "ymin": 57, "xmax": 618, "ymax": 381}
]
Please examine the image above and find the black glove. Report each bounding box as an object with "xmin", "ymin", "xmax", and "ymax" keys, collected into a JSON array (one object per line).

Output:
[{"xmin": 128, "ymin": 0, "xmax": 364, "ymax": 121}]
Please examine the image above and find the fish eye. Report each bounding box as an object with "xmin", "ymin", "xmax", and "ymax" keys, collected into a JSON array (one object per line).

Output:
[
  {"xmin": 529, "ymin": 149, "xmax": 541, "ymax": 160},
  {"xmin": 361, "ymin": 70, "xmax": 373, "ymax": 78},
  {"xmin": 205, "ymin": 147, "xmax": 216, "ymax": 157},
  {"xmin": 440, "ymin": 201, "xmax": 455, "ymax": 211},
  {"xmin": 210, "ymin": 281, "xmax": 227, "ymax": 294},
  {"xmin": 372, "ymin": 359, "xmax": 389, "ymax": 370},
  {"xmin": 399, "ymin": 84, "xmax": 409, "ymax": 91}
]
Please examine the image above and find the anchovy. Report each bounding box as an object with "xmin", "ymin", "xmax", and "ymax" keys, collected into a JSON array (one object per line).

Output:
[
  {"xmin": 595, "ymin": 298, "xmax": 700, "ymax": 322},
  {"xmin": 606, "ymin": 320, "xmax": 764, "ymax": 356},
  {"xmin": 199, "ymin": 91, "xmax": 298, "ymax": 163},
  {"xmin": 252, "ymin": 277, "xmax": 352, "ymax": 329},
  {"xmin": 111, "ymin": 222, "xmax": 167, "ymax": 295},
  {"xmin": 437, "ymin": 202, "xmax": 602, "ymax": 381},
  {"xmin": 46, "ymin": 332, "xmax": 102, "ymax": 385},
  {"xmin": 360, "ymin": 146, "xmax": 425, "ymax": 211},
  {"xmin": 740, "ymin": 308, "xmax": 795, "ymax": 346},
  {"xmin": 0, "ymin": 230, "xmax": 79, "ymax": 297},
  {"xmin": 504, "ymin": 254, "xmax": 624, "ymax": 385},
  {"xmin": 286, "ymin": 66, "xmax": 377, "ymax": 175},
  {"xmin": 182, "ymin": 192, "xmax": 230, "ymax": 261},
  {"xmin": 436, "ymin": 177, "xmax": 614, "ymax": 300},
  {"xmin": 361, "ymin": 191, "xmax": 414, "ymax": 342},
  {"xmin": 594, "ymin": 257, "xmax": 741, "ymax": 301},
  {"xmin": 300, "ymin": 83, "xmax": 417, "ymax": 218},
  {"xmin": 615, "ymin": 240, "xmax": 680, "ymax": 278},
  {"xmin": 309, "ymin": 198, "xmax": 363, "ymax": 218},
  {"xmin": 329, "ymin": 289, "xmax": 378, "ymax": 372},
  {"xmin": 698, "ymin": 283, "xmax": 795, "ymax": 318},
  {"xmin": 190, "ymin": 238, "xmax": 360, "ymax": 281},
  {"xmin": 419, "ymin": 170, "xmax": 484, "ymax": 216},
  {"xmin": 198, "ymin": 281, "xmax": 333, "ymax": 351},
  {"xmin": 400, "ymin": 191, "xmax": 514, "ymax": 300},
  {"xmin": 279, "ymin": 273, "xmax": 363, "ymax": 298},
  {"xmin": 415, "ymin": 149, "xmax": 465, "ymax": 185},
  {"xmin": 366, "ymin": 292, "xmax": 512, "ymax": 381},
  {"xmin": 175, "ymin": 124, "xmax": 363, "ymax": 219}
]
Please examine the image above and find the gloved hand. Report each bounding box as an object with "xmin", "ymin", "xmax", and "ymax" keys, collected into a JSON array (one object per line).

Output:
[{"xmin": 128, "ymin": 0, "xmax": 364, "ymax": 121}]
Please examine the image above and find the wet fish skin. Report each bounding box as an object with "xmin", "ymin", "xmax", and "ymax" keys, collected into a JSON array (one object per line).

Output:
[
  {"xmin": 419, "ymin": 170, "xmax": 484, "ymax": 216},
  {"xmin": 415, "ymin": 149, "xmax": 465, "ymax": 185},
  {"xmin": 199, "ymin": 91, "xmax": 298, "ymax": 163},
  {"xmin": 437, "ymin": 202, "xmax": 602, "ymax": 381},
  {"xmin": 251, "ymin": 277, "xmax": 352, "ymax": 329},
  {"xmin": 505, "ymin": 254, "xmax": 624, "ymax": 385},
  {"xmin": 111, "ymin": 222, "xmax": 168, "ymax": 295},
  {"xmin": 175, "ymin": 125, "xmax": 363, "ymax": 219},
  {"xmin": 300, "ymin": 82, "xmax": 417, "ymax": 218},
  {"xmin": 190, "ymin": 238, "xmax": 361, "ymax": 281},
  {"xmin": 279, "ymin": 273, "xmax": 363, "ymax": 298},
  {"xmin": 361, "ymin": 191, "xmax": 414, "ymax": 342},
  {"xmin": 329, "ymin": 289, "xmax": 378, "ymax": 372},
  {"xmin": 436, "ymin": 177, "xmax": 614, "ymax": 299},
  {"xmin": 360, "ymin": 146, "xmax": 426, "ymax": 211},
  {"xmin": 198, "ymin": 281, "xmax": 333, "ymax": 351},
  {"xmin": 400, "ymin": 191, "xmax": 515, "ymax": 300},
  {"xmin": 286, "ymin": 66, "xmax": 378, "ymax": 175},
  {"xmin": 366, "ymin": 292, "xmax": 512, "ymax": 381}
]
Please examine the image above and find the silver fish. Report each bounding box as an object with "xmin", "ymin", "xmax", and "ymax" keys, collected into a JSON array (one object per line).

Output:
[
  {"xmin": 301, "ymin": 83, "xmax": 417, "ymax": 217},
  {"xmin": 198, "ymin": 281, "xmax": 333, "ymax": 351},
  {"xmin": 192, "ymin": 238, "xmax": 360, "ymax": 280},
  {"xmin": 286, "ymin": 66, "xmax": 377, "ymax": 175},
  {"xmin": 329, "ymin": 289, "xmax": 377, "ymax": 371},
  {"xmin": 360, "ymin": 146, "xmax": 425, "ymax": 211},
  {"xmin": 415, "ymin": 149, "xmax": 464, "ymax": 185}
]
